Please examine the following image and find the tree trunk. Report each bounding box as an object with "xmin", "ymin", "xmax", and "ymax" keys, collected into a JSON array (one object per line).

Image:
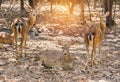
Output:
[
  {"xmin": 100, "ymin": 0, "xmax": 103, "ymax": 7},
  {"xmin": 119, "ymin": 1, "xmax": 120, "ymax": 10},
  {"xmin": 80, "ymin": 0, "xmax": 85, "ymax": 22},
  {"xmin": 87, "ymin": 0, "xmax": 91, "ymax": 21},
  {"xmin": 0, "ymin": 0, "xmax": 2, "ymax": 8},
  {"xmin": 104, "ymin": 0, "xmax": 114, "ymax": 27},
  {"xmin": 21, "ymin": 0, "xmax": 24, "ymax": 10},
  {"xmin": 69, "ymin": 0, "xmax": 76, "ymax": 14},
  {"xmin": 29, "ymin": 0, "xmax": 34, "ymax": 8},
  {"xmin": 94, "ymin": 0, "xmax": 96, "ymax": 9}
]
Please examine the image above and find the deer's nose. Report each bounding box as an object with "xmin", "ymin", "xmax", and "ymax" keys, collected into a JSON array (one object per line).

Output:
[
  {"xmin": 33, "ymin": 14, "xmax": 36, "ymax": 16},
  {"xmin": 64, "ymin": 53, "xmax": 67, "ymax": 55},
  {"xmin": 64, "ymin": 51, "xmax": 67, "ymax": 55}
]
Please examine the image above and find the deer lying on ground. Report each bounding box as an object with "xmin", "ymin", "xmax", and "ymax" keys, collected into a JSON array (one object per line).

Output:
[
  {"xmin": 58, "ymin": 39, "xmax": 75, "ymax": 70},
  {"xmin": 11, "ymin": 3, "xmax": 39, "ymax": 59},
  {"xmin": 41, "ymin": 40, "xmax": 75, "ymax": 70},
  {"xmin": 0, "ymin": 32, "xmax": 13, "ymax": 46},
  {"xmin": 84, "ymin": 12, "xmax": 109, "ymax": 66}
]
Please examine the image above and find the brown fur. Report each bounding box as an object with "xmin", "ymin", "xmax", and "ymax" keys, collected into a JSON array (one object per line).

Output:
[
  {"xmin": 24, "ymin": 3, "xmax": 38, "ymax": 32},
  {"xmin": 11, "ymin": 3, "xmax": 39, "ymax": 59},
  {"xmin": 68, "ymin": 0, "xmax": 87, "ymax": 14},
  {"xmin": 58, "ymin": 40, "xmax": 75, "ymax": 70},
  {"xmin": 0, "ymin": 32, "xmax": 13, "ymax": 45},
  {"xmin": 11, "ymin": 17, "xmax": 28, "ymax": 59},
  {"xmin": 41, "ymin": 40, "xmax": 75, "ymax": 70},
  {"xmin": 84, "ymin": 12, "xmax": 109, "ymax": 66}
]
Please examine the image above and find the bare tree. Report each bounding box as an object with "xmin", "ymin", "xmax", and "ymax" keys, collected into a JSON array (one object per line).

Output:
[
  {"xmin": 104, "ymin": 0, "xmax": 114, "ymax": 27},
  {"xmin": 29, "ymin": 0, "xmax": 34, "ymax": 8},
  {"xmin": 87, "ymin": 0, "xmax": 92, "ymax": 21},
  {"xmin": 0, "ymin": 0, "xmax": 2, "ymax": 8},
  {"xmin": 80, "ymin": 0, "xmax": 85, "ymax": 21},
  {"xmin": 21, "ymin": 0, "xmax": 24, "ymax": 10}
]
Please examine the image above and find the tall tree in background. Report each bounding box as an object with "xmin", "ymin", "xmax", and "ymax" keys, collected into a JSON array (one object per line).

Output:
[
  {"xmin": 21, "ymin": 0, "xmax": 24, "ymax": 10},
  {"xmin": 87, "ymin": 0, "xmax": 92, "ymax": 21},
  {"xmin": 80, "ymin": 0, "xmax": 85, "ymax": 21},
  {"xmin": 0, "ymin": 0, "xmax": 2, "ymax": 8},
  {"xmin": 29, "ymin": 0, "xmax": 34, "ymax": 8},
  {"xmin": 94, "ymin": 0, "xmax": 96, "ymax": 9},
  {"xmin": 104, "ymin": 0, "xmax": 114, "ymax": 27},
  {"xmin": 28, "ymin": 0, "xmax": 40, "ymax": 8}
]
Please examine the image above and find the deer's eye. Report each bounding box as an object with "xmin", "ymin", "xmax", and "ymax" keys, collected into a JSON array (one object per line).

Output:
[
  {"xmin": 15, "ymin": 23, "xmax": 18, "ymax": 26},
  {"xmin": 33, "ymin": 14, "xmax": 36, "ymax": 16}
]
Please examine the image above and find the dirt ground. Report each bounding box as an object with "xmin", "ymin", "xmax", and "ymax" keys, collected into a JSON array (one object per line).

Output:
[{"xmin": 0, "ymin": 1, "xmax": 120, "ymax": 82}]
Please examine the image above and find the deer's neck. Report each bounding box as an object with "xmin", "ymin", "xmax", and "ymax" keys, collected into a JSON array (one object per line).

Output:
[
  {"xmin": 100, "ymin": 20, "xmax": 106, "ymax": 33},
  {"xmin": 64, "ymin": 53, "xmax": 72, "ymax": 62},
  {"xmin": 28, "ymin": 16, "xmax": 36, "ymax": 27}
]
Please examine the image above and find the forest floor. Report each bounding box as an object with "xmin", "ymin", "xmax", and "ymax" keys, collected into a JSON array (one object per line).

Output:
[{"xmin": 0, "ymin": 1, "xmax": 120, "ymax": 82}]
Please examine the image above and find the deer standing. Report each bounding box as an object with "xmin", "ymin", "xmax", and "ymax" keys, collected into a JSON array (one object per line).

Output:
[
  {"xmin": 11, "ymin": 17, "xmax": 27, "ymax": 59},
  {"xmin": 84, "ymin": 12, "xmax": 109, "ymax": 66},
  {"xmin": 11, "ymin": 3, "xmax": 39, "ymax": 59},
  {"xmin": 24, "ymin": 3, "xmax": 39, "ymax": 34}
]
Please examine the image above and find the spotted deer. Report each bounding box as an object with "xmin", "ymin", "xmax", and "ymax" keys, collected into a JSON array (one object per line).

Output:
[
  {"xmin": 41, "ymin": 40, "xmax": 75, "ymax": 70},
  {"xmin": 58, "ymin": 39, "xmax": 75, "ymax": 70},
  {"xmin": 84, "ymin": 12, "xmax": 109, "ymax": 66},
  {"xmin": 24, "ymin": 3, "xmax": 40, "ymax": 35},
  {"xmin": 11, "ymin": 3, "xmax": 40, "ymax": 59}
]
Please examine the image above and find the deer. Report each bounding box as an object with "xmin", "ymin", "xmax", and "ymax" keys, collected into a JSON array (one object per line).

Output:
[
  {"xmin": 11, "ymin": 3, "xmax": 40, "ymax": 59},
  {"xmin": 24, "ymin": 3, "xmax": 40, "ymax": 35},
  {"xmin": 0, "ymin": 32, "xmax": 13, "ymax": 46},
  {"xmin": 58, "ymin": 39, "xmax": 75, "ymax": 70},
  {"xmin": 40, "ymin": 40, "xmax": 75, "ymax": 70},
  {"xmin": 11, "ymin": 17, "xmax": 27, "ymax": 59},
  {"xmin": 84, "ymin": 11, "xmax": 109, "ymax": 66}
]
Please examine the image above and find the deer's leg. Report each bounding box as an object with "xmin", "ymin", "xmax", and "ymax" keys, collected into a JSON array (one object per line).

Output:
[
  {"xmin": 23, "ymin": 34, "xmax": 27, "ymax": 57},
  {"xmin": 15, "ymin": 35, "xmax": 19, "ymax": 59},
  {"xmin": 20, "ymin": 37, "xmax": 23, "ymax": 58},
  {"xmin": 91, "ymin": 40, "xmax": 96, "ymax": 66},
  {"xmin": 86, "ymin": 43, "xmax": 90, "ymax": 56},
  {"xmin": 20, "ymin": 33, "xmax": 27, "ymax": 58},
  {"xmin": 98, "ymin": 43, "xmax": 102, "ymax": 55},
  {"xmin": 86, "ymin": 42, "xmax": 90, "ymax": 66},
  {"xmin": 91, "ymin": 49, "xmax": 94, "ymax": 66},
  {"xmin": 85, "ymin": 36, "xmax": 90, "ymax": 58}
]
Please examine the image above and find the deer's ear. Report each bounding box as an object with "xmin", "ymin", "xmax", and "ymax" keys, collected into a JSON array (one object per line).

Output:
[{"xmin": 24, "ymin": 3, "xmax": 32, "ymax": 12}]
